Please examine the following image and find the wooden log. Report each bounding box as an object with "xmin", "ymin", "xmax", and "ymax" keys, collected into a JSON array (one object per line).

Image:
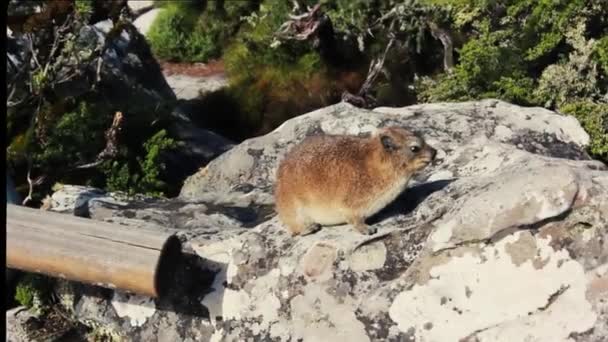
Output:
[{"xmin": 6, "ymin": 204, "xmax": 181, "ymax": 298}]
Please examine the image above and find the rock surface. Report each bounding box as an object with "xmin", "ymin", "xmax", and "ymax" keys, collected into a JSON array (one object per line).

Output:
[
  {"xmin": 6, "ymin": 307, "xmax": 36, "ymax": 342},
  {"xmin": 14, "ymin": 100, "xmax": 608, "ymax": 341},
  {"xmin": 165, "ymin": 73, "xmax": 229, "ymax": 100},
  {"xmin": 133, "ymin": 7, "xmax": 163, "ymax": 36},
  {"xmin": 128, "ymin": 0, "xmax": 155, "ymax": 16}
]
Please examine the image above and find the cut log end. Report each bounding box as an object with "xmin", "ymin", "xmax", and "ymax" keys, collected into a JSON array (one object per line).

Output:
[{"xmin": 7, "ymin": 204, "xmax": 183, "ymax": 298}]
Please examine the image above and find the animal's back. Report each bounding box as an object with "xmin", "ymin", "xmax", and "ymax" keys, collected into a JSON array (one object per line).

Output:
[
  {"xmin": 275, "ymin": 134, "xmax": 369, "ymax": 227},
  {"xmin": 277, "ymin": 134, "xmax": 367, "ymax": 196},
  {"xmin": 274, "ymin": 126, "xmax": 437, "ymax": 236}
]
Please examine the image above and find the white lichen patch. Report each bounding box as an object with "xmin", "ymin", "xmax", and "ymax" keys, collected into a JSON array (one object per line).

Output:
[
  {"xmin": 195, "ymin": 239, "xmax": 247, "ymax": 325},
  {"xmin": 290, "ymin": 283, "xmax": 371, "ymax": 342},
  {"xmin": 301, "ymin": 242, "xmax": 338, "ymax": 281},
  {"xmin": 429, "ymin": 165, "xmax": 578, "ymax": 252},
  {"xmin": 111, "ymin": 292, "xmax": 156, "ymax": 327},
  {"xmin": 493, "ymin": 125, "xmax": 514, "ymax": 141},
  {"xmin": 349, "ymin": 241, "xmax": 387, "ymax": 272},
  {"xmin": 389, "ymin": 231, "xmax": 596, "ymax": 341},
  {"xmin": 248, "ymin": 268, "xmax": 282, "ymax": 335}
]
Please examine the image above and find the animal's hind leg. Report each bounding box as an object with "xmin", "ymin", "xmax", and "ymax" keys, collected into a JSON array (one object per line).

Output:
[
  {"xmin": 278, "ymin": 201, "xmax": 321, "ymax": 236},
  {"xmin": 347, "ymin": 215, "xmax": 377, "ymax": 235},
  {"xmin": 288, "ymin": 212, "xmax": 322, "ymax": 236},
  {"xmin": 299, "ymin": 222, "xmax": 322, "ymax": 236}
]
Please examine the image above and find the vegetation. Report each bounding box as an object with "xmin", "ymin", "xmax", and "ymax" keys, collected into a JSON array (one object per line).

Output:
[
  {"xmin": 7, "ymin": 0, "xmax": 181, "ymax": 205},
  {"xmin": 6, "ymin": 0, "xmax": 607, "ymax": 205},
  {"xmin": 14, "ymin": 274, "xmax": 54, "ymax": 315},
  {"xmin": 148, "ymin": 0, "xmax": 605, "ymax": 161},
  {"xmin": 147, "ymin": 0, "xmax": 259, "ymax": 62},
  {"xmin": 103, "ymin": 129, "xmax": 179, "ymax": 196}
]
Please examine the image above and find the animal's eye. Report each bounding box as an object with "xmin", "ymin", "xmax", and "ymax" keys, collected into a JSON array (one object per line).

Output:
[{"xmin": 410, "ymin": 146, "xmax": 420, "ymax": 153}]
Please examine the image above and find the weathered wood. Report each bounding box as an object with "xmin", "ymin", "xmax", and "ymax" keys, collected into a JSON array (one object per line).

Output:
[{"xmin": 6, "ymin": 204, "xmax": 181, "ymax": 298}]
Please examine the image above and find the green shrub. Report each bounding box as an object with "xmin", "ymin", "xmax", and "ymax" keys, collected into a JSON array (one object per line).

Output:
[
  {"xmin": 14, "ymin": 274, "xmax": 54, "ymax": 315},
  {"xmin": 104, "ymin": 129, "xmax": 178, "ymax": 197},
  {"xmin": 146, "ymin": 4, "xmax": 202, "ymax": 62},
  {"xmin": 147, "ymin": 1, "xmax": 258, "ymax": 62},
  {"xmin": 35, "ymin": 101, "xmax": 111, "ymax": 170},
  {"xmin": 560, "ymin": 102, "xmax": 608, "ymax": 163},
  {"xmin": 74, "ymin": 0, "xmax": 93, "ymax": 18},
  {"xmin": 594, "ymin": 36, "xmax": 608, "ymax": 75}
]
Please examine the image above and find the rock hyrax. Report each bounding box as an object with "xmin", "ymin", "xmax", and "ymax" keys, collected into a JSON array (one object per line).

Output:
[{"xmin": 275, "ymin": 126, "xmax": 437, "ymax": 236}]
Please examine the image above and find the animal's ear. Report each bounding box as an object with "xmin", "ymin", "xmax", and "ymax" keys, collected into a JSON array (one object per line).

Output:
[{"xmin": 380, "ymin": 135, "xmax": 398, "ymax": 151}]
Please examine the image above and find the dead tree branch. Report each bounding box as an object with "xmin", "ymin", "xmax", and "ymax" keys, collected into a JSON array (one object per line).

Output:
[
  {"xmin": 22, "ymin": 160, "xmax": 46, "ymax": 206},
  {"xmin": 428, "ymin": 21, "xmax": 454, "ymax": 72},
  {"xmin": 276, "ymin": 3, "xmax": 324, "ymax": 41},
  {"xmin": 342, "ymin": 37, "xmax": 395, "ymax": 108},
  {"xmin": 74, "ymin": 111, "xmax": 124, "ymax": 169}
]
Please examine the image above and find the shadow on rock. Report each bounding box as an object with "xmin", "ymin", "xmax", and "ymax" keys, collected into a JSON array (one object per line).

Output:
[
  {"xmin": 368, "ymin": 179, "xmax": 454, "ymax": 225},
  {"xmin": 154, "ymin": 252, "xmax": 218, "ymax": 319}
]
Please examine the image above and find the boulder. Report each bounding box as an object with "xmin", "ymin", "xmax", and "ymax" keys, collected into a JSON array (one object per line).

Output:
[
  {"xmin": 63, "ymin": 20, "xmax": 176, "ymax": 114},
  {"xmin": 133, "ymin": 7, "xmax": 163, "ymax": 36},
  {"xmin": 6, "ymin": 307, "xmax": 36, "ymax": 342},
  {"xmin": 180, "ymin": 99, "xmax": 593, "ymax": 205},
  {"xmin": 128, "ymin": 0, "xmax": 155, "ymax": 17},
  {"xmin": 165, "ymin": 73, "xmax": 229, "ymax": 101},
  {"xmin": 12, "ymin": 100, "xmax": 608, "ymax": 341}
]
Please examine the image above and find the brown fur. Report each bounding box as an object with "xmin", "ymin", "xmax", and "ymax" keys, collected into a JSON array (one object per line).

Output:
[{"xmin": 275, "ymin": 126, "xmax": 436, "ymax": 236}]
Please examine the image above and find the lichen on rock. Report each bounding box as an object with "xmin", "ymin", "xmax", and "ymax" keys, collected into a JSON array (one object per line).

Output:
[{"xmin": 16, "ymin": 100, "xmax": 608, "ymax": 341}]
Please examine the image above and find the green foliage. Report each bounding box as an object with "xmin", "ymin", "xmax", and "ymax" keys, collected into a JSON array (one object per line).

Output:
[
  {"xmin": 138, "ymin": 129, "xmax": 178, "ymax": 194},
  {"xmin": 324, "ymin": 0, "xmax": 449, "ymax": 54},
  {"xmin": 35, "ymin": 101, "xmax": 110, "ymax": 170},
  {"xmin": 219, "ymin": 0, "xmax": 343, "ymax": 134},
  {"xmin": 534, "ymin": 20, "xmax": 603, "ymax": 108},
  {"xmin": 146, "ymin": 3, "xmax": 204, "ymax": 62},
  {"xmin": 595, "ymin": 36, "xmax": 608, "ymax": 74},
  {"xmin": 147, "ymin": 1, "xmax": 258, "ymax": 62},
  {"xmin": 104, "ymin": 129, "xmax": 178, "ymax": 197},
  {"xmin": 412, "ymin": 0, "xmax": 607, "ymax": 164},
  {"xmin": 419, "ymin": 27, "xmax": 536, "ymax": 104},
  {"xmin": 14, "ymin": 274, "xmax": 54, "ymax": 315},
  {"xmin": 560, "ymin": 102, "xmax": 608, "ymax": 162},
  {"xmin": 74, "ymin": 0, "xmax": 93, "ymax": 19}
]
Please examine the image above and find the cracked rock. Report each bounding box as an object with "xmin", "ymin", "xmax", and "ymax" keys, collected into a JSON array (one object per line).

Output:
[{"xmin": 17, "ymin": 100, "xmax": 608, "ymax": 341}]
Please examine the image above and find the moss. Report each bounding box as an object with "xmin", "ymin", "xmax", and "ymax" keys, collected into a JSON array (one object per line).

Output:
[{"xmin": 14, "ymin": 274, "xmax": 54, "ymax": 315}]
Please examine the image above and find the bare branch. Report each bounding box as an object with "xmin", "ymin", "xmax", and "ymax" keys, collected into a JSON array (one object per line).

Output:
[
  {"xmin": 73, "ymin": 111, "xmax": 124, "ymax": 169},
  {"xmin": 342, "ymin": 37, "xmax": 396, "ymax": 108},
  {"xmin": 276, "ymin": 3, "xmax": 324, "ymax": 41},
  {"xmin": 22, "ymin": 160, "xmax": 46, "ymax": 206},
  {"xmin": 428, "ymin": 21, "xmax": 454, "ymax": 72}
]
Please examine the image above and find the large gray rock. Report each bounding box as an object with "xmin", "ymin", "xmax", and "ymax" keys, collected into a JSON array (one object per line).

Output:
[
  {"xmin": 180, "ymin": 99, "xmax": 592, "ymax": 205},
  {"xmin": 165, "ymin": 73, "xmax": 229, "ymax": 100},
  {"xmin": 133, "ymin": 7, "xmax": 163, "ymax": 36},
  {"xmin": 128, "ymin": 0, "xmax": 155, "ymax": 16},
  {"xmin": 15, "ymin": 100, "xmax": 608, "ymax": 341},
  {"xmin": 62, "ymin": 20, "xmax": 176, "ymax": 113},
  {"xmin": 6, "ymin": 307, "xmax": 36, "ymax": 342}
]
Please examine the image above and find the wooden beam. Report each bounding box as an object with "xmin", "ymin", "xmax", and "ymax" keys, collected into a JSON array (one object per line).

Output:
[{"xmin": 6, "ymin": 204, "xmax": 182, "ymax": 298}]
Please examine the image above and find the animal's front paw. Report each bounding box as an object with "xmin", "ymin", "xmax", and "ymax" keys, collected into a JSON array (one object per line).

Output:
[
  {"xmin": 353, "ymin": 222, "xmax": 376, "ymax": 235},
  {"xmin": 365, "ymin": 225, "xmax": 377, "ymax": 235}
]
